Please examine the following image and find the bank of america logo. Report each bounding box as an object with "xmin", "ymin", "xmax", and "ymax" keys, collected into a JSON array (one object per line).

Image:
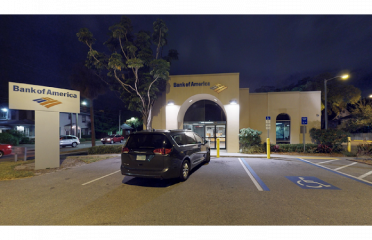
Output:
[
  {"xmin": 210, "ymin": 84, "xmax": 228, "ymax": 93},
  {"xmin": 33, "ymin": 97, "xmax": 62, "ymax": 108}
]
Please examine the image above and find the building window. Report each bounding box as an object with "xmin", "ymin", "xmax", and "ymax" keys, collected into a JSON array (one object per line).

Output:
[
  {"xmin": 82, "ymin": 115, "xmax": 86, "ymax": 123},
  {"xmin": 0, "ymin": 111, "xmax": 7, "ymax": 120},
  {"xmin": 276, "ymin": 113, "xmax": 291, "ymax": 144}
]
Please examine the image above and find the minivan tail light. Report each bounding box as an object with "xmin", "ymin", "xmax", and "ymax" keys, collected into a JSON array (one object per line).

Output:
[
  {"xmin": 122, "ymin": 147, "xmax": 129, "ymax": 153},
  {"xmin": 153, "ymin": 148, "xmax": 172, "ymax": 155}
]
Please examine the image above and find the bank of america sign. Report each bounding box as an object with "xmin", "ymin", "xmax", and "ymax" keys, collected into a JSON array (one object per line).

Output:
[{"xmin": 210, "ymin": 84, "xmax": 228, "ymax": 93}]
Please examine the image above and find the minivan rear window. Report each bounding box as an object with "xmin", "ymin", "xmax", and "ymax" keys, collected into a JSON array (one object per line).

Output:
[{"xmin": 126, "ymin": 134, "xmax": 172, "ymax": 149}]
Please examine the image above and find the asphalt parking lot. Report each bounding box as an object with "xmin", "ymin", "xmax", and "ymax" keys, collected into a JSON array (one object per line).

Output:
[{"xmin": 1, "ymin": 154, "xmax": 372, "ymax": 225}]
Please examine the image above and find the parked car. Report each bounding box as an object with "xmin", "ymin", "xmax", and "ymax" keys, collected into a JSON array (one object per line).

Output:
[
  {"xmin": 0, "ymin": 143, "xmax": 12, "ymax": 158},
  {"xmin": 121, "ymin": 129, "xmax": 210, "ymax": 181},
  {"xmin": 60, "ymin": 135, "xmax": 80, "ymax": 148},
  {"xmin": 101, "ymin": 135, "xmax": 124, "ymax": 144}
]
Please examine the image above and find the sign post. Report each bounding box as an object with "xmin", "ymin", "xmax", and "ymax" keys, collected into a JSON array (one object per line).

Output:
[
  {"xmin": 301, "ymin": 117, "xmax": 308, "ymax": 152},
  {"xmin": 13, "ymin": 147, "xmax": 27, "ymax": 162},
  {"xmin": 266, "ymin": 116, "xmax": 271, "ymax": 159},
  {"xmin": 9, "ymin": 82, "xmax": 80, "ymax": 169}
]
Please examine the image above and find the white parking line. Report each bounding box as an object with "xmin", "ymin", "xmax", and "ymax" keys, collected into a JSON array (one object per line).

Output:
[
  {"xmin": 238, "ymin": 158, "xmax": 263, "ymax": 191},
  {"xmin": 317, "ymin": 159, "xmax": 338, "ymax": 164},
  {"xmin": 358, "ymin": 170, "xmax": 372, "ymax": 179},
  {"xmin": 82, "ymin": 170, "xmax": 121, "ymax": 186},
  {"xmin": 333, "ymin": 162, "xmax": 357, "ymax": 171}
]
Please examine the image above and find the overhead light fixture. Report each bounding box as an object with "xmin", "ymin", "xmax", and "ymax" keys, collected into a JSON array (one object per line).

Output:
[
  {"xmin": 230, "ymin": 100, "xmax": 237, "ymax": 105},
  {"xmin": 167, "ymin": 101, "xmax": 174, "ymax": 105},
  {"xmin": 214, "ymin": 99, "xmax": 217, "ymax": 102},
  {"xmin": 189, "ymin": 100, "xmax": 193, "ymax": 102},
  {"xmin": 1, "ymin": 108, "xmax": 8, "ymax": 112}
]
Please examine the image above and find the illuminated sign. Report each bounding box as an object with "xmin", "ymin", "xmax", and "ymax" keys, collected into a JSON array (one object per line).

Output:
[
  {"xmin": 9, "ymin": 82, "xmax": 80, "ymax": 113},
  {"xmin": 210, "ymin": 84, "xmax": 228, "ymax": 93},
  {"xmin": 173, "ymin": 81, "xmax": 210, "ymax": 87},
  {"xmin": 33, "ymin": 97, "xmax": 62, "ymax": 108},
  {"xmin": 172, "ymin": 81, "xmax": 228, "ymax": 94}
]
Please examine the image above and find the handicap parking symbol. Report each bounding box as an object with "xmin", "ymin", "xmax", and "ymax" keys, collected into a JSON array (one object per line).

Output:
[{"xmin": 286, "ymin": 176, "xmax": 340, "ymax": 190}]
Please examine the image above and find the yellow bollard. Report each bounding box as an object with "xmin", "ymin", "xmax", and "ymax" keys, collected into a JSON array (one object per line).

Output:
[
  {"xmin": 217, "ymin": 138, "xmax": 220, "ymax": 158},
  {"xmin": 347, "ymin": 137, "xmax": 351, "ymax": 153},
  {"xmin": 267, "ymin": 138, "xmax": 270, "ymax": 159}
]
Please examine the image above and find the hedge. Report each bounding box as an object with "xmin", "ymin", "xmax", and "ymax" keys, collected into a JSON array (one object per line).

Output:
[
  {"xmin": 0, "ymin": 132, "xmax": 19, "ymax": 146},
  {"xmin": 270, "ymin": 144, "xmax": 319, "ymax": 153},
  {"xmin": 243, "ymin": 143, "xmax": 344, "ymax": 154},
  {"xmin": 88, "ymin": 145, "xmax": 122, "ymax": 154}
]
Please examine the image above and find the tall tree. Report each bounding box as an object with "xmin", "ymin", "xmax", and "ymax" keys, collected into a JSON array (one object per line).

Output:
[
  {"xmin": 69, "ymin": 63, "xmax": 107, "ymax": 146},
  {"xmin": 344, "ymin": 98, "xmax": 372, "ymax": 133},
  {"xmin": 276, "ymin": 73, "xmax": 361, "ymax": 126},
  {"xmin": 77, "ymin": 16, "xmax": 178, "ymax": 130}
]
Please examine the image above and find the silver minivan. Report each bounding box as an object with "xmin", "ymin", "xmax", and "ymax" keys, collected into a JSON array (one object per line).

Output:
[{"xmin": 60, "ymin": 135, "xmax": 80, "ymax": 148}]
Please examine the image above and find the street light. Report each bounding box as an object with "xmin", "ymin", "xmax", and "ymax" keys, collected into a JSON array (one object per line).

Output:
[{"xmin": 324, "ymin": 74, "xmax": 349, "ymax": 129}]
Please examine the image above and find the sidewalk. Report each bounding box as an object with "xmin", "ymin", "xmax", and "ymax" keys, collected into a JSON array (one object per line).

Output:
[
  {"xmin": 209, "ymin": 149, "xmax": 371, "ymax": 161},
  {"xmin": 210, "ymin": 149, "xmax": 305, "ymax": 158}
]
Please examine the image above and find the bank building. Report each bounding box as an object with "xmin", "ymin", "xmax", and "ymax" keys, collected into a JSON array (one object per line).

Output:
[{"xmin": 151, "ymin": 73, "xmax": 321, "ymax": 153}]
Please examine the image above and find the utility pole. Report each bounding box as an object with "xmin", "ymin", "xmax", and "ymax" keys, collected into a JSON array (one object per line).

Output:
[{"xmin": 119, "ymin": 110, "xmax": 121, "ymax": 134}]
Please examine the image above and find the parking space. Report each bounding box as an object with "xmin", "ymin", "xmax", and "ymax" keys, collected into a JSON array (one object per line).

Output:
[
  {"xmin": 297, "ymin": 157, "xmax": 372, "ymax": 185},
  {"xmin": 3, "ymin": 154, "xmax": 372, "ymax": 225}
]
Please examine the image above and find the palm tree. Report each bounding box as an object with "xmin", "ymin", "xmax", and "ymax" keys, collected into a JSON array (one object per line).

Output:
[{"xmin": 70, "ymin": 63, "xmax": 107, "ymax": 146}]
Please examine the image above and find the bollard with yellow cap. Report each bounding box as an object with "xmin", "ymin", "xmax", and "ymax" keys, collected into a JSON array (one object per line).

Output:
[
  {"xmin": 267, "ymin": 138, "xmax": 270, "ymax": 159},
  {"xmin": 217, "ymin": 138, "xmax": 220, "ymax": 158}
]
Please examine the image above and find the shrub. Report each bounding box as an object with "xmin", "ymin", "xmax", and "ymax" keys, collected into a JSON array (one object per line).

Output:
[
  {"xmin": 88, "ymin": 145, "xmax": 122, "ymax": 154},
  {"xmin": 356, "ymin": 144, "xmax": 372, "ymax": 156},
  {"xmin": 309, "ymin": 128, "xmax": 349, "ymax": 153},
  {"xmin": 0, "ymin": 132, "xmax": 19, "ymax": 146},
  {"xmin": 79, "ymin": 138, "xmax": 86, "ymax": 142},
  {"xmin": 20, "ymin": 137, "xmax": 32, "ymax": 144},
  {"xmin": 239, "ymin": 128, "xmax": 262, "ymax": 152},
  {"xmin": 244, "ymin": 145, "xmax": 266, "ymax": 154}
]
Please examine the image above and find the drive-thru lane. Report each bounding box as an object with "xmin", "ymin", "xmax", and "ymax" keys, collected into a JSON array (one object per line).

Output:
[{"xmin": 1, "ymin": 156, "xmax": 372, "ymax": 225}]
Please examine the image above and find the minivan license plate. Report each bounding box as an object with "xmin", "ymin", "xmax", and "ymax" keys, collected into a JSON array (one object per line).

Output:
[{"xmin": 136, "ymin": 155, "xmax": 146, "ymax": 161}]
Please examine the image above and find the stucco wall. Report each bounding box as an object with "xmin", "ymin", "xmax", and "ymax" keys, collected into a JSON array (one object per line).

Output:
[
  {"xmin": 239, "ymin": 88, "xmax": 250, "ymax": 129},
  {"xmin": 249, "ymin": 91, "xmax": 321, "ymax": 144}
]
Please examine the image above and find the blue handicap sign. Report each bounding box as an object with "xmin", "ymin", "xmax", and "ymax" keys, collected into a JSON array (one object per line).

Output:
[
  {"xmin": 301, "ymin": 117, "xmax": 307, "ymax": 125},
  {"xmin": 286, "ymin": 176, "xmax": 340, "ymax": 190},
  {"xmin": 266, "ymin": 116, "xmax": 271, "ymax": 120}
]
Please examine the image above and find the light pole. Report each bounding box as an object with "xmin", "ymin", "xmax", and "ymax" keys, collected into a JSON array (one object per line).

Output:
[{"xmin": 324, "ymin": 74, "xmax": 349, "ymax": 129}]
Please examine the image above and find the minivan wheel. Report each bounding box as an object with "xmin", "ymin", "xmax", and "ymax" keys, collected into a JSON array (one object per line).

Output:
[
  {"xmin": 0, "ymin": 151, "xmax": 3, "ymax": 158},
  {"xmin": 110, "ymin": 140, "xmax": 114, "ymax": 144},
  {"xmin": 72, "ymin": 142, "xmax": 77, "ymax": 148},
  {"xmin": 179, "ymin": 160, "xmax": 190, "ymax": 181}
]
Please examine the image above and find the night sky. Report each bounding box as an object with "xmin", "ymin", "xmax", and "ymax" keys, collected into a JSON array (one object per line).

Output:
[{"xmin": 1, "ymin": 14, "xmax": 372, "ymax": 110}]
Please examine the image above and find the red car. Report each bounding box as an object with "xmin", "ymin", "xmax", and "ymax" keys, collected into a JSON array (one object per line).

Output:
[
  {"xmin": 0, "ymin": 143, "xmax": 12, "ymax": 158},
  {"xmin": 101, "ymin": 135, "xmax": 125, "ymax": 144}
]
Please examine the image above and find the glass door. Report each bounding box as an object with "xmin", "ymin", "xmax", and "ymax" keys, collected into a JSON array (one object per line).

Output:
[
  {"xmin": 205, "ymin": 125, "xmax": 216, "ymax": 148},
  {"xmin": 276, "ymin": 121, "xmax": 290, "ymax": 143},
  {"xmin": 216, "ymin": 125, "xmax": 226, "ymax": 149}
]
